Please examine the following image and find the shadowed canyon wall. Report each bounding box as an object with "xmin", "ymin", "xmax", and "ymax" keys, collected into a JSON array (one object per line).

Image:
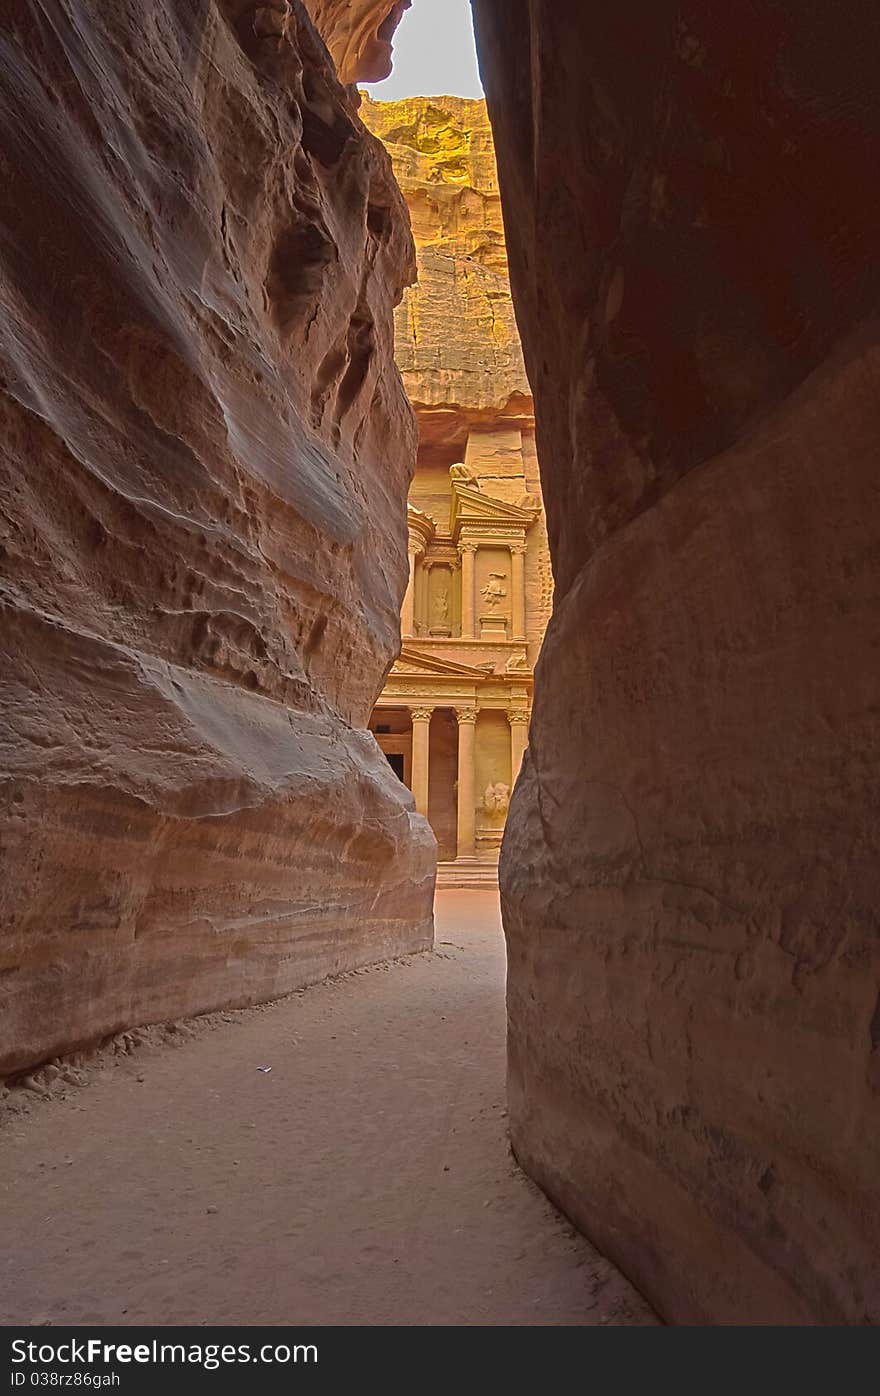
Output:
[
  {"xmin": 473, "ymin": 0, "xmax": 880, "ymax": 1323},
  {"xmin": 0, "ymin": 0, "xmax": 435, "ymax": 1077}
]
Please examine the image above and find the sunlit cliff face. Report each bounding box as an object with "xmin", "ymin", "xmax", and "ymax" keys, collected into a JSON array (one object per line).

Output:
[{"xmin": 302, "ymin": 0, "xmax": 411, "ymax": 83}]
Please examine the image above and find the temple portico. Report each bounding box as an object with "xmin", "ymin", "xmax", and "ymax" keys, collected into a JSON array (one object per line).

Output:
[{"xmin": 371, "ymin": 693, "xmax": 532, "ymax": 883}]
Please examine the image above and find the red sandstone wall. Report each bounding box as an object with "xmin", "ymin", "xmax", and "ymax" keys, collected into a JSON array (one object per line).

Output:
[
  {"xmin": 0, "ymin": 0, "xmax": 435, "ymax": 1076},
  {"xmin": 473, "ymin": 0, "xmax": 880, "ymax": 1322}
]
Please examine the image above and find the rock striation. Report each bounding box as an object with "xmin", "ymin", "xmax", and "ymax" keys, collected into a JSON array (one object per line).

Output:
[
  {"xmin": 360, "ymin": 94, "xmax": 532, "ymax": 457},
  {"xmin": 302, "ymin": 0, "xmax": 411, "ymax": 83},
  {"xmin": 473, "ymin": 0, "xmax": 880, "ymax": 1323},
  {"xmin": 0, "ymin": 0, "xmax": 435, "ymax": 1078}
]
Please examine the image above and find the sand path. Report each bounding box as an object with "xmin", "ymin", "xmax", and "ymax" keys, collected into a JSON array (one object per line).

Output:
[{"xmin": 0, "ymin": 890, "xmax": 654, "ymax": 1326}]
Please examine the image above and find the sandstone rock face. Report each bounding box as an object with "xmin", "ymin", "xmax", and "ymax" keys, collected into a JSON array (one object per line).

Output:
[
  {"xmin": 360, "ymin": 94, "xmax": 532, "ymax": 455},
  {"xmin": 0, "ymin": 0, "xmax": 435, "ymax": 1077},
  {"xmin": 473, "ymin": 0, "xmax": 880, "ymax": 1322},
  {"xmin": 302, "ymin": 0, "xmax": 410, "ymax": 83}
]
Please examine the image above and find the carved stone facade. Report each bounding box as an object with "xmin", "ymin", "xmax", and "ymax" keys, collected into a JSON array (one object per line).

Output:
[
  {"xmin": 370, "ymin": 462, "xmax": 548, "ymax": 881},
  {"xmin": 362, "ymin": 96, "xmax": 551, "ymax": 884}
]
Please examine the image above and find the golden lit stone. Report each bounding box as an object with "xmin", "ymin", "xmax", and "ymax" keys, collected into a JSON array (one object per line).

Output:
[{"xmin": 362, "ymin": 96, "xmax": 552, "ymax": 886}]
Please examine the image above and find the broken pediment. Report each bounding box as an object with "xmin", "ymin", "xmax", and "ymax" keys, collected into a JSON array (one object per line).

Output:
[{"xmin": 450, "ymin": 480, "xmax": 540, "ymax": 539}]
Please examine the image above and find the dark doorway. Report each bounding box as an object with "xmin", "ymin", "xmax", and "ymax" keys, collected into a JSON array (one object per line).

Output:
[{"xmin": 385, "ymin": 752, "xmax": 405, "ymax": 782}]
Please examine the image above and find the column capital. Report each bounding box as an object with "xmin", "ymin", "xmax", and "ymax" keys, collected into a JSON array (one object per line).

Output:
[
  {"xmin": 508, "ymin": 539, "xmax": 527, "ymax": 556},
  {"xmin": 459, "ymin": 544, "xmax": 477, "ymax": 640},
  {"xmin": 407, "ymin": 532, "xmax": 426, "ymax": 558},
  {"xmin": 407, "ymin": 505, "xmax": 435, "ymax": 556},
  {"xmin": 410, "ymin": 701, "xmax": 431, "ymax": 818},
  {"xmin": 455, "ymin": 698, "xmax": 477, "ymax": 860},
  {"xmin": 509, "ymin": 705, "xmax": 530, "ymax": 784}
]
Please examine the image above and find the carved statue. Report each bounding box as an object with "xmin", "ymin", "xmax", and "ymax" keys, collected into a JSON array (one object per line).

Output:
[
  {"xmin": 450, "ymin": 462, "xmax": 480, "ymax": 490},
  {"xmin": 483, "ymin": 782, "xmax": 510, "ymax": 816},
  {"xmin": 505, "ymin": 652, "xmax": 530, "ymax": 672},
  {"xmin": 408, "ymin": 504, "xmax": 436, "ymax": 528},
  {"xmin": 480, "ymin": 571, "xmax": 507, "ymax": 609},
  {"xmin": 430, "ymin": 582, "xmax": 449, "ymax": 624}
]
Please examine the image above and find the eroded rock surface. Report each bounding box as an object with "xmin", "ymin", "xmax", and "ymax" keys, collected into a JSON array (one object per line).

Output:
[
  {"xmin": 0, "ymin": 0, "xmax": 435, "ymax": 1077},
  {"xmin": 473, "ymin": 0, "xmax": 880, "ymax": 1323},
  {"xmin": 361, "ymin": 94, "xmax": 531, "ymax": 451},
  {"xmin": 302, "ymin": 0, "xmax": 410, "ymax": 83}
]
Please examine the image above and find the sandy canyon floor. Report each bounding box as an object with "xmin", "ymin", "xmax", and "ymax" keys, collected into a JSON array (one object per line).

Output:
[{"xmin": 0, "ymin": 891, "xmax": 655, "ymax": 1326}]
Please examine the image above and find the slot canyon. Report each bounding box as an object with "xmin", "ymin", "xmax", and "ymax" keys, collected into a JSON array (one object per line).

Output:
[{"xmin": 1, "ymin": 0, "xmax": 878, "ymax": 1329}]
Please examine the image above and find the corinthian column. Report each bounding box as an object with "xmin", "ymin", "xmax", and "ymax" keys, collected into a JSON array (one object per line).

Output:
[
  {"xmin": 509, "ymin": 540, "xmax": 527, "ymax": 640},
  {"xmin": 401, "ymin": 540, "xmax": 420, "ymax": 637},
  {"xmin": 458, "ymin": 542, "xmax": 477, "ymax": 639},
  {"xmin": 404, "ymin": 508, "xmax": 434, "ymax": 636},
  {"xmin": 508, "ymin": 708, "xmax": 530, "ymax": 784},
  {"xmin": 409, "ymin": 707, "xmax": 433, "ymax": 817},
  {"xmin": 455, "ymin": 707, "xmax": 478, "ymax": 859}
]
